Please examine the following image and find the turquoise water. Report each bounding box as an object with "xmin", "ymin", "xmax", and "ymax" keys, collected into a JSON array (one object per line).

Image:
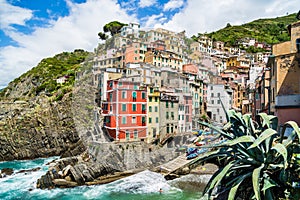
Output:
[{"xmin": 0, "ymin": 157, "xmax": 204, "ymax": 200}]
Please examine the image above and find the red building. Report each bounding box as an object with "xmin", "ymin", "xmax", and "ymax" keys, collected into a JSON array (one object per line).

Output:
[{"xmin": 102, "ymin": 79, "xmax": 147, "ymax": 142}]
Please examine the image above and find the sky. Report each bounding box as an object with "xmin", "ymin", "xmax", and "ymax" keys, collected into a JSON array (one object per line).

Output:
[{"xmin": 0, "ymin": 0, "xmax": 299, "ymax": 89}]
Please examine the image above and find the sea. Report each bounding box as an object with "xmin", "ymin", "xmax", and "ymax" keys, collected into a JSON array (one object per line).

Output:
[{"xmin": 0, "ymin": 157, "xmax": 208, "ymax": 200}]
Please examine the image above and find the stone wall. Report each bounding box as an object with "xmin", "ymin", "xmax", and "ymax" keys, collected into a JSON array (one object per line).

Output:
[{"xmin": 89, "ymin": 134, "xmax": 192, "ymax": 171}]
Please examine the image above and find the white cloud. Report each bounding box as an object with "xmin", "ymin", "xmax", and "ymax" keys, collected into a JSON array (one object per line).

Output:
[
  {"xmin": 138, "ymin": 0, "xmax": 157, "ymax": 8},
  {"xmin": 0, "ymin": 0, "xmax": 33, "ymax": 30},
  {"xmin": 0, "ymin": 0, "xmax": 136, "ymax": 88},
  {"xmin": 163, "ymin": 0, "xmax": 184, "ymax": 11},
  {"xmin": 158, "ymin": 0, "xmax": 299, "ymax": 37},
  {"xmin": 143, "ymin": 13, "xmax": 164, "ymax": 29}
]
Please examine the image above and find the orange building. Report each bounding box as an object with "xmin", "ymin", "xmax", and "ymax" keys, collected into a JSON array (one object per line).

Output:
[
  {"xmin": 102, "ymin": 79, "xmax": 147, "ymax": 142},
  {"xmin": 124, "ymin": 41, "xmax": 147, "ymax": 64}
]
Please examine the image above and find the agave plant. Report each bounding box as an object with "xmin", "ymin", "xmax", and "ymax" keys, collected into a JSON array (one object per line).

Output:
[{"xmin": 195, "ymin": 109, "xmax": 300, "ymax": 200}]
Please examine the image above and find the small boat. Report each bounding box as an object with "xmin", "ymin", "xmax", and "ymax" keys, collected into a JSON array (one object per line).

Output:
[
  {"xmin": 186, "ymin": 147, "xmax": 197, "ymax": 155},
  {"xmin": 195, "ymin": 141, "xmax": 205, "ymax": 146},
  {"xmin": 187, "ymin": 152, "xmax": 198, "ymax": 160}
]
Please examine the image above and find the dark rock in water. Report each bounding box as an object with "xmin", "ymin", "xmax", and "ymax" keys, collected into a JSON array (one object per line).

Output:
[
  {"xmin": 17, "ymin": 167, "xmax": 41, "ymax": 174},
  {"xmin": 1, "ymin": 168, "xmax": 14, "ymax": 176}
]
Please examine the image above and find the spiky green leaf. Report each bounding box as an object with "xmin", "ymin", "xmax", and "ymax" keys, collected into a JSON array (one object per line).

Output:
[
  {"xmin": 222, "ymin": 135, "xmax": 255, "ymax": 146},
  {"xmin": 271, "ymin": 143, "xmax": 288, "ymax": 168},
  {"xmin": 205, "ymin": 161, "xmax": 234, "ymax": 196},
  {"xmin": 248, "ymin": 128, "xmax": 277, "ymax": 149},
  {"xmin": 262, "ymin": 177, "xmax": 277, "ymax": 192},
  {"xmin": 252, "ymin": 164, "xmax": 264, "ymax": 200},
  {"xmin": 258, "ymin": 113, "xmax": 271, "ymax": 128},
  {"xmin": 228, "ymin": 172, "xmax": 252, "ymax": 200}
]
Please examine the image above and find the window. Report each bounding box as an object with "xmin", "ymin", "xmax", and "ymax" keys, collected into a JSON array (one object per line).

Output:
[
  {"xmin": 149, "ymin": 117, "xmax": 152, "ymax": 123},
  {"xmin": 122, "ymin": 116, "xmax": 127, "ymax": 124},
  {"xmin": 149, "ymin": 106, "xmax": 152, "ymax": 112},
  {"xmin": 166, "ymin": 112, "xmax": 169, "ymax": 119},
  {"xmin": 132, "ymin": 116, "xmax": 136, "ymax": 124},
  {"xmin": 171, "ymin": 102, "xmax": 174, "ymax": 108},
  {"xmin": 134, "ymin": 84, "xmax": 138, "ymax": 90},
  {"xmin": 142, "ymin": 116, "xmax": 146, "ymax": 124},
  {"xmin": 122, "ymin": 91, "xmax": 126, "ymax": 99},
  {"xmin": 211, "ymin": 100, "xmax": 214, "ymax": 104},
  {"xmin": 182, "ymin": 115, "xmax": 184, "ymax": 120},
  {"xmin": 109, "ymin": 81, "xmax": 113, "ymax": 87},
  {"xmin": 118, "ymin": 82, "xmax": 122, "ymax": 86},
  {"xmin": 132, "ymin": 103, "xmax": 137, "ymax": 111},
  {"xmin": 296, "ymin": 38, "xmax": 300, "ymax": 52},
  {"xmin": 155, "ymin": 97, "xmax": 158, "ymax": 102},
  {"xmin": 122, "ymin": 104, "xmax": 126, "ymax": 111},
  {"xmin": 156, "ymin": 117, "xmax": 159, "ymax": 123},
  {"xmin": 134, "ymin": 130, "xmax": 138, "ymax": 139},
  {"xmin": 166, "ymin": 101, "xmax": 169, "ymax": 108},
  {"xmin": 186, "ymin": 116, "xmax": 189, "ymax": 122},
  {"xmin": 149, "ymin": 97, "xmax": 152, "ymax": 102},
  {"xmin": 211, "ymin": 93, "xmax": 214, "ymax": 97},
  {"xmin": 178, "ymin": 115, "xmax": 180, "ymax": 120},
  {"xmin": 185, "ymin": 106, "xmax": 190, "ymax": 114},
  {"xmin": 150, "ymin": 88, "xmax": 154, "ymax": 93},
  {"xmin": 218, "ymin": 93, "xmax": 220, "ymax": 97},
  {"xmin": 171, "ymin": 112, "xmax": 174, "ymax": 120},
  {"xmin": 217, "ymin": 100, "xmax": 221, "ymax": 104},
  {"xmin": 132, "ymin": 91, "xmax": 137, "ymax": 101},
  {"xmin": 126, "ymin": 130, "xmax": 130, "ymax": 140},
  {"xmin": 167, "ymin": 124, "xmax": 170, "ymax": 134},
  {"xmin": 142, "ymin": 104, "xmax": 146, "ymax": 112},
  {"xmin": 109, "ymin": 93, "xmax": 113, "ymax": 102},
  {"xmin": 142, "ymin": 92, "xmax": 146, "ymax": 99},
  {"xmin": 155, "ymin": 106, "xmax": 158, "ymax": 112}
]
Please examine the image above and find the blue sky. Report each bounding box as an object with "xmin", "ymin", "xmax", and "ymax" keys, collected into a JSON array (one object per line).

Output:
[{"xmin": 0, "ymin": 0, "xmax": 299, "ymax": 89}]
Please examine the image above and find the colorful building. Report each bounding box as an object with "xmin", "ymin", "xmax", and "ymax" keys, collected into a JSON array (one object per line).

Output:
[
  {"xmin": 147, "ymin": 86, "xmax": 160, "ymax": 142},
  {"xmin": 102, "ymin": 79, "xmax": 148, "ymax": 142}
]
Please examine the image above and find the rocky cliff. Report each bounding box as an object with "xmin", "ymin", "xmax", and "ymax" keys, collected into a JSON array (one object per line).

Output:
[{"xmin": 0, "ymin": 50, "xmax": 90, "ymax": 161}]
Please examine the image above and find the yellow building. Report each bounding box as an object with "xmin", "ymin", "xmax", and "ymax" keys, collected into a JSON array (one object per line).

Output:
[{"xmin": 146, "ymin": 86, "xmax": 160, "ymax": 143}]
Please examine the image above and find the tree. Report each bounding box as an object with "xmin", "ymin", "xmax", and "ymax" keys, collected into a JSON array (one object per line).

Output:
[
  {"xmin": 103, "ymin": 21, "xmax": 127, "ymax": 36},
  {"xmin": 226, "ymin": 23, "xmax": 232, "ymax": 28},
  {"xmin": 97, "ymin": 32, "xmax": 108, "ymax": 40}
]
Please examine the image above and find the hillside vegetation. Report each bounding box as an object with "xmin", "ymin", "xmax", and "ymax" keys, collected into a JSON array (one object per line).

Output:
[
  {"xmin": 198, "ymin": 13, "xmax": 298, "ymax": 46},
  {"xmin": 0, "ymin": 49, "xmax": 90, "ymax": 101}
]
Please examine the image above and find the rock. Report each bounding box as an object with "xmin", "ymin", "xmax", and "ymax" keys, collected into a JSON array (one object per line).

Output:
[
  {"xmin": 62, "ymin": 164, "xmax": 72, "ymax": 177},
  {"xmin": 179, "ymin": 167, "xmax": 190, "ymax": 175},
  {"xmin": 65, "ymin": 176, "xmax": 72, "ymax": 181},
  {"xmin": 1, "ymin": 168, "xmax": 14, "ymax": 176},
  {"xmin": 52, "ymin": 179, "xmax": 78, "ymax": 187},
  {"xmin": 17, "ymin": 167, "xmax": 41, "ymax": 174},
  {"xmin": 69, "ymin": 165, "xmax": 85, "ymax": 184}
]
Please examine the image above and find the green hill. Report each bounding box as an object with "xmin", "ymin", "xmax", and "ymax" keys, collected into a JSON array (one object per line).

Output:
[
  {"xmin": 198, "ymin": 13, "xmax": 298, "ymax": 47},
  {"xmin": 0, "ymin": 49, "xmax": 90, "ymax": 101}
]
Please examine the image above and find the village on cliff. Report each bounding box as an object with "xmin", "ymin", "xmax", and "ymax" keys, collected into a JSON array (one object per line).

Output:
[{"xmin": 74, "ymin": 16, "xmax": 300, "ymax": 145}]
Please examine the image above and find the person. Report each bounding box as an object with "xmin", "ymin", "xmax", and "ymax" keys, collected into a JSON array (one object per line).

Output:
[{"xmin": 159, "ymin": 188, "xmax": 163, "ymax": 194}]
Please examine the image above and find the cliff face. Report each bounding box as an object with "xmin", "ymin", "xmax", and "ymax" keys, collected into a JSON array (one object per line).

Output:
[
  {"xmin": 0, "ymin": 50, "xmax": 90, "ymax": 161},
  {"xmin": 0, "ymin": 96, "xmax": 85, "ymax": 161}
]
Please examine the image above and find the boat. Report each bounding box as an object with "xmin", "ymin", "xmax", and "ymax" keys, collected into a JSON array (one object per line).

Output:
[
  {"xmin": 186, "ymin": 147, "xmax": 197, "ymax": 156},
  {"xmin": 186, "ymin": 152, "xmax": 198, "ymax": 160}
]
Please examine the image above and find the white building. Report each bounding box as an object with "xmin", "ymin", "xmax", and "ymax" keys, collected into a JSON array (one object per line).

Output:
[
  {"xmin": 120, "ymin": 22, "xmax": 140, "ymax": 38},
  {"xmin": 207, "ymin": 84, "xmax": 233, "ymax": 125}
]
